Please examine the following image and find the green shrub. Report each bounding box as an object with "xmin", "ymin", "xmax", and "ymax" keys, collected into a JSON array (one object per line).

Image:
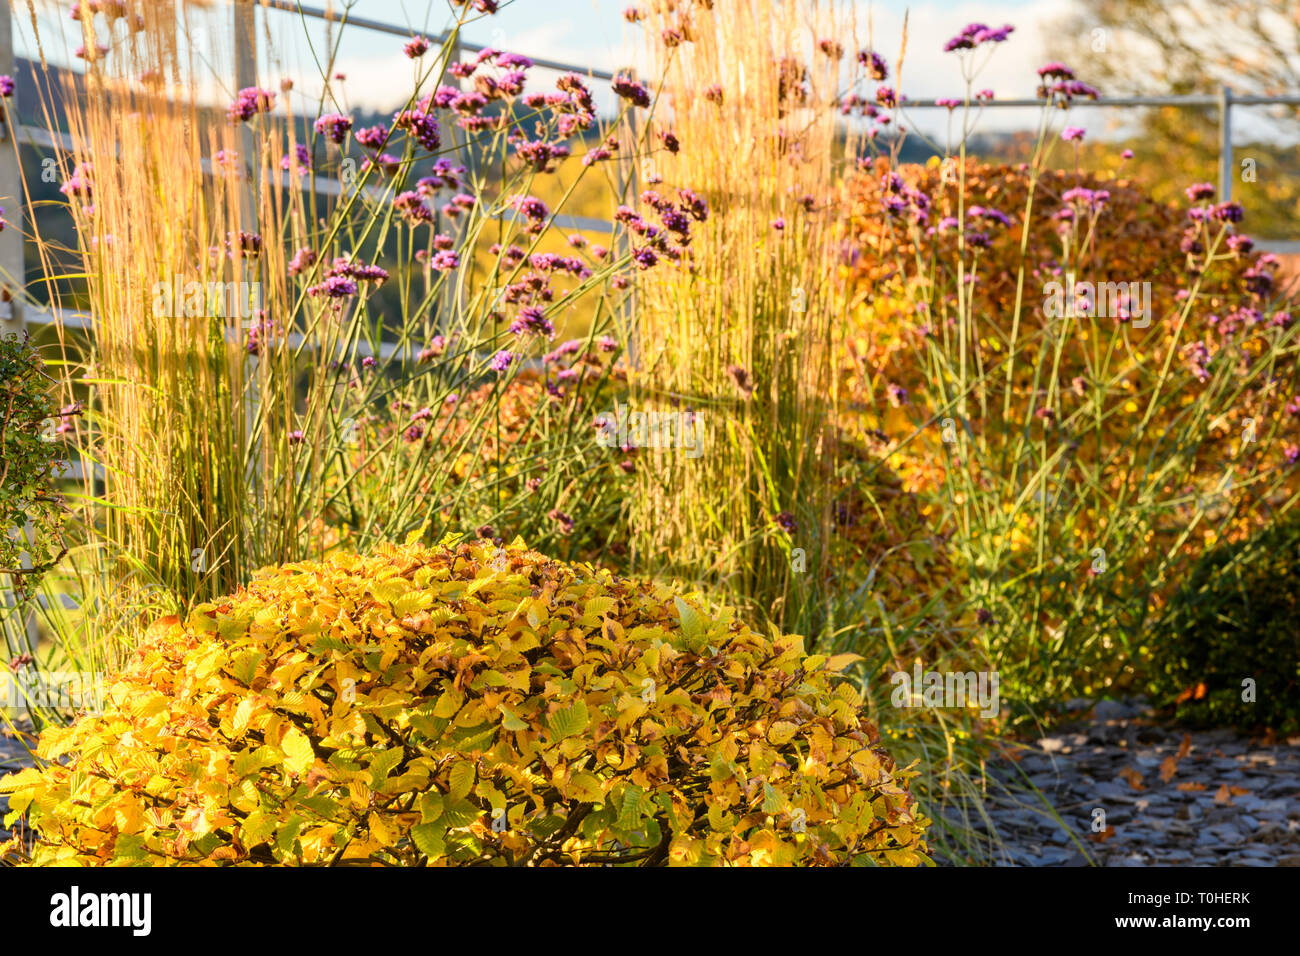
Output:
[
  {"xmin": 0, "ymin": 332, "xmax": 64, "ymax": 596},
  {"xmin": 1, "ymin": 539, "xmax": 929, "ymax": 866},
  {"xmin": 839, "ymin": 152, "xmax": 1300, "ymax": 706},
  {"xmin": 1152, "ymin": 516, "xmax": 1300, "ymax": 731}
]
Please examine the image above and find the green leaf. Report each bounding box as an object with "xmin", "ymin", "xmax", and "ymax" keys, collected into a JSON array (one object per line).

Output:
[
  {"xmin": 276, "ymin": 815, "xmax": 304, "ymax": 855},
  {"xmin": 308, "ymin": 634, "xmax": 351, "ymax": 656},
  {"xmin": 192, "ymin": 832, "xmax": 223, "ymax": 857},
  {"xmin": 498, "ymin": 704, "xmax": 529, "ymax": 731},
  {"xmin": 411, "ymin": 822, "xmax": 446, "ymax": 859},
  {"xmin": 368, "ymin": 746, "xmax": 404, "ymax": 783},
  {"xmin": 433, "ymin": 687, "xmax": 465, "ymax": 719},
  {"xmin": 445, "ymin": 722, "xmax": 497, "ymax": 752},
  {"xmin": 112, "ymin": 833, "xmax": 148, "ymax": 863},
  {"xmin": 297, "ymin": 794, "xmax": 341, "ymax": 819},
  {"xmin": 233, "ymin": 745, "xmax": 281, "ymax": 778},
  {"xmin": 674, "ymin": 597, "xmax": 708, "ymax": 648},
  {"xmin": 617, "ymin": 783, "xmax": 646, "ymax": 830},
  {"xmin": 440, "ymin": 798, "xmax": 480, "ymax": 829},
  {"xmin": 449, "ymin": 761, "xmax": 476, "ymax": 800},
  {"xmin": 547, "ymin": 700, "xmax": 589, "ymax": 740},
  {"xmin": 762, "ymin": 782, "xmax": 784, "ymax": 814},
  {"xmin": 419, "ymin": 791, "xmax": 445, "ymax": 824},
  {"xmin": 217, "ymin": 614, "xmax": 252, "ymax": 642},
  {"xmin": 226, "ymin": 649, "xmax": 264, "ymax": 686},
  {"xmin": 240, "ymin": 810, "xmax": 277, "ymax": 845}
]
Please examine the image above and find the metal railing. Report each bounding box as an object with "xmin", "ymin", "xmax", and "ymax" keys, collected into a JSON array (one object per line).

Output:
[
  {"xmin": 0, "ymin": 1, "xmax": 636, "ymax": 502},
  {"xmin": 0, "ymin": 0, "xmax": 629, "ymax": 338},
  {"xmin": 903, "ymin": 89, "xmax": 1300, "ymax": 253},
  {"xmin": 4, "ymin": 3, "xmax": 1300, "ymax": 337},
  {"xmin": 261, "ymin": 0, "xmax": 617, "ymax": 81}
]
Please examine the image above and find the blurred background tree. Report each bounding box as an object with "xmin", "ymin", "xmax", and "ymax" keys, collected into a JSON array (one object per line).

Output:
[{"xmin": 1043, "ymin": 0, "xmax": 1300, "ymax": 239}]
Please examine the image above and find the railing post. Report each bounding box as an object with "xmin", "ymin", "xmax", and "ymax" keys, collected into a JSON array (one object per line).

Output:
[
  {"xmin": 1218, "ymin": 85, "xmax": 1233, "ymax": 203},
  {"xmin": 233, "ymin": 1, "xmax": 259, "ymax": 229},
  {"xmin": 0, "ymin": 1, "xmax": 24, "ymax": 337},
  {"xmin": 233, "ymin": 1, "xmax": 262, "ymax": 510}
]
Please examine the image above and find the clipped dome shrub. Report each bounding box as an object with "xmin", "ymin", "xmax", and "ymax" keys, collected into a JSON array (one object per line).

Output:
[
  {"xmin": 0, "ymin": 539, "xmax": 929, "ymax": 866},
  {"xmin": 1152, "ymin": 515, "xmax": 1300, "ymax": 732}
]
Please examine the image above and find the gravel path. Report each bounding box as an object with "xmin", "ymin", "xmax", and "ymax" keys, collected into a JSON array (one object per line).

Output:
[
  {"xmin": 0, "ymin": 722, "xmax": 35, "ymax": 847},
  {"xmin": 965, "ymin": 699, "xmax": 1300, "ymax": 866}
]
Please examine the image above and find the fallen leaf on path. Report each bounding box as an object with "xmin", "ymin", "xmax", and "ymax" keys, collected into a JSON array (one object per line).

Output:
[{"xmin": 1120, "ymin": 766, "xmax": 1146, "ymax": 791}]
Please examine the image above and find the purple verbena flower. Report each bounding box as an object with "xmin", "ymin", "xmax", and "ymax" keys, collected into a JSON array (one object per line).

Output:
[
  {"xmin": 280, "ymin": 142, "xmax": 311, "ymax": 174},
  {"xmin": 228, "ymin": 86, "xmax": 276, "ymax": 122},
  {"xmin": 611, "ymin": 73, "xmax": 651, "ymax": 108},
  {"xmin": 314, "ymin": 112, "xmax": 353, "ymax": 144},
  {"xmin": 307, "ymin": 275, "xmax": 358, "ymax": 298},
  {"xmin": 858, "ymin": 49, "xmax": 888, "ymax": 81},
  {"xmin": 354, "ymin": 125, "xmax": 390, "ymax": 150},
  {"xmin": 1037, "ymin": 62, "xmax": 1074, "ymax": 80},
  {"xmin": 394, "ymin": 190, "xmax": 433, "ymax": 224},
  {"xmin": 509, "ymin": 305, "xmax": 554, "ymax": 338},
  {"xmin": 1212, "ymin": 201, "xmax": 1244, "ymax": 223}
]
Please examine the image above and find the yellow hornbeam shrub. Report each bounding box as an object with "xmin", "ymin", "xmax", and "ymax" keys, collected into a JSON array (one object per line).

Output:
[{"xmin": 0, "ymin": 539, "xmax": 928, "ymax": 866}]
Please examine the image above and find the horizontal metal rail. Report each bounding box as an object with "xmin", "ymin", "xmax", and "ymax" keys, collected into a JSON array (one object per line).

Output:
[
  {"xmin": 902, "ymin": 94, "xmax": 1300, "ymax": 108},
  {"xmin": 260, "ymin": 0, "xmax": 618, "ymax": 81},
  {"xmin": 901, "ymin": 86, "xmax": 1300, "ymax": 204},
  {"xmin": 22, "ymin": 305, "xmax": 549, "ymax": 379},
  {"xmin": 14, "ymin": 122, "xmax": 616, "ymax": 234}
]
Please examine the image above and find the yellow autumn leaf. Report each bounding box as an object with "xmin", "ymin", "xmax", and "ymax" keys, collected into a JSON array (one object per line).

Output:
[
  {"xmin": 230, "ymin": 697, "xmax": 256, "ymax": 739},
  {"xmin": 281, "ymin": 727, "xmax": 315, "ymax": 777},
  {"xmin": 566, "ymin": 771, "xmax": 605, "ymax": 803},
  {"xmin": 825, "ymin": 653, "xmax": 865, "ymax": 672},
  {"xmin": 768, "ymin": 721, "xmax": 799, "ymax": 745}
]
